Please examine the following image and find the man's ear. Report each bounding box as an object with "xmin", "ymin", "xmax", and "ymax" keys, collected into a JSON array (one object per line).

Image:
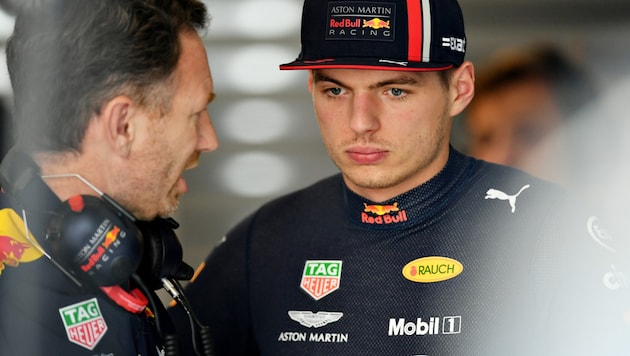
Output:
[
  {"xmin": 449, "ymin": 61, "xmax": 475, "ymax": 117},
  {"xmin": 101, "ymin": 96, "xmax": 134, "ymax": 156}
]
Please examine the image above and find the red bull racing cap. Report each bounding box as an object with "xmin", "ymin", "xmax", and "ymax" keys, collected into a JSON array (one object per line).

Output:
[{"xmin": 280, "ymin": 0, "xmax": 466, "ymax": 71}]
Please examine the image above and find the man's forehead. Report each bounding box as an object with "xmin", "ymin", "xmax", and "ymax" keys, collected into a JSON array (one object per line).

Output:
[{"xmin": 312, "ymin": 68, "xmax": 434, "ymax": 84}]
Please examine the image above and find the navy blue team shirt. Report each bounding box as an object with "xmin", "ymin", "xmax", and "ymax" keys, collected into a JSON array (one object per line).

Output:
[{"xmin": 171, "ymin": 148, "xmax": 630, "ymax": 355}]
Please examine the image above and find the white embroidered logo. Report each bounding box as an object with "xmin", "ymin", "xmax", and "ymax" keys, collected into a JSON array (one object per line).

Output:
[
  {"xmin": 603, "ymin": 264, "xmax": 628, "ymax": 291},
  {"xmin": 587, "ymin": 216, "xmax": 616, "ymax": 253},
  {"xmin": 379, "ymin": 59, "xmax": 408, "ymax": 66},
  {"xmin": 485, "ymin": 185, "xmax": 530, "ymax": 213},
  {"xmin": 288, "ymin": 311, "xmax": 343, "ymax": 328}
]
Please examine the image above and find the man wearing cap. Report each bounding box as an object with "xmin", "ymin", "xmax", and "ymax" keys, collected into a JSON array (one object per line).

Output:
[{"xmin": 170, "ymin": 0, "xmax": 630, "ymax": 354}]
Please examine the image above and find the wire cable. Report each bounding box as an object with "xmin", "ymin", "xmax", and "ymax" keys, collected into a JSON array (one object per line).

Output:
[{"xmin": 162, "ymin": 278, "xmax": 214, "ymax": 356}]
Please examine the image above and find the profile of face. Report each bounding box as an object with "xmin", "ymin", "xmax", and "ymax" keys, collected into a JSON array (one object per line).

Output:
[
  {"xmin": 119, "ymin": 30, "xmax": 219, "ymax": 219},
  {"xmin": 308, "ymin": 66, "xmax": 473, "ymax": 202},
  {"xmin": 465, "ymin": 78, "xmax": 563, "ymax": 169}
]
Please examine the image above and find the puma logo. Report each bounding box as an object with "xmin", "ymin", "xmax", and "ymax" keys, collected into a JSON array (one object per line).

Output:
[{"xmin": 485, "ymin": 185, "xmax": 530, "ymax": 213}]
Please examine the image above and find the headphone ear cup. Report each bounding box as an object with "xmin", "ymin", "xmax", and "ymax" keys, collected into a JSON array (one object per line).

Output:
[
  {"xmin": 46, "ymin": 195, "xmax": 143, "ymax": 286},
  {"xmin": 135, "ymin": 220, "xmax": 164, "ymax": 290},
  {"xmin": 136, "ymin": 218, "xmax": 194, "ymax": 290}
]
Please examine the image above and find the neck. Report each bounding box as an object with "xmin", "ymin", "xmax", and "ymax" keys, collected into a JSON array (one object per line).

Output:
[{"xmin": 33, "ymin": 151, "xmax": 102, "ymax": 201}]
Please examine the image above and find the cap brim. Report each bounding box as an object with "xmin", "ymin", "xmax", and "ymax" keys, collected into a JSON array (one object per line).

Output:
[{"xmin": 279, "ymin": 57, "xmax": 454, "ymax": 71}]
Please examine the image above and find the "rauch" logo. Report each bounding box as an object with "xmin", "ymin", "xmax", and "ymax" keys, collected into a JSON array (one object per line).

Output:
[
  {"xmin": 300, "ymin": 260, "xmax": 343, "ymax": 300},
  {"xmin": 59, "ymin": 298, "xmax": 108, "ymax": 350},
  {"xmin": 402, "ymin": 256, "xmax": 463, "ymax": 283}
]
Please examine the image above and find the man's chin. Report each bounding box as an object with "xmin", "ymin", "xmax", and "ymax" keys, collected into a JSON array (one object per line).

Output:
[
  {"xmin": 161, "ymin": 199, "xmax": 179, "ymax": 218},
  {"xmin": 140, "ymin": 202, "xmax": 177, "ymax": 221}
]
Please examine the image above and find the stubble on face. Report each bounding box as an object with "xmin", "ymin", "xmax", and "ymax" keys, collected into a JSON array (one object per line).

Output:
[
  {"xmin": 113, "ymin": 117, "xmax": 179, "ymax": 220},
  {"xmin": 332, "ymin": 103, "xmax": 450, "ymax": 191},
  {"xmin": 116, "ymin": 32, "xmax": 212, "ymax": 220},
  {"xmin": 318, "ymin": 76, "xmax": 452, "ymax": 200}
]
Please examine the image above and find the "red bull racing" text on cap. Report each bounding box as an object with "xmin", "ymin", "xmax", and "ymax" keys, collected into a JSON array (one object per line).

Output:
[{"xmin": 280, "ymin": 0, "xmax": 466, "ymax": 71}]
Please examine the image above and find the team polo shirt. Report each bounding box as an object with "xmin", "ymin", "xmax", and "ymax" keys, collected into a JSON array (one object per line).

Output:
[{"xmin": 171, "ymin": 148, "xmax": 630, "ymax": 355}]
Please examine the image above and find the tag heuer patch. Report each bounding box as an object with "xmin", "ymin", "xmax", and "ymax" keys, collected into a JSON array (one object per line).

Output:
[
  {"xmin": 300, "ymin": 260, "xmax": 343, "ymax": 300},
  {"xmin": 59, "ymin": 298, "xmax": 108, "ymax": 350}
]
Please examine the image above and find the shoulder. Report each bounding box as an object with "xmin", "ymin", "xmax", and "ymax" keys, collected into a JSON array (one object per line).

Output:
[
  {"xmin": 447, "ymin": 150, "xmax": 566, "ymax": 205},
  {"xmin": 254, "ymin": 174, "xmax": 343, "ymax": 218},
  {"xmin": 213, "ymin": 174, "xmax": 343, "ymax": 246},
  {"xmin": 475, "ymin": 160, "xmax": 564, "ymax": 193},
  {"xmin": 452, "ymin": 158, "xmax": 570, "ymax": 218}
]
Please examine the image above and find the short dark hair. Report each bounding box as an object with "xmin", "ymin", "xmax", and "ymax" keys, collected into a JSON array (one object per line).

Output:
[
  {"xmin": 6, "ymin": 0, "xmax": 209, "ymax": 153},
  {"xmin": 437, "ymin": 68, "xmax": 455, "ymax": 90}
]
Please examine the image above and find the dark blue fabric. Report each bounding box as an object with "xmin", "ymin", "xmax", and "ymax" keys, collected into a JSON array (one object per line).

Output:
[{"xmin": 171, "ymin": 148, "xmax": 630, "ymax": 355}]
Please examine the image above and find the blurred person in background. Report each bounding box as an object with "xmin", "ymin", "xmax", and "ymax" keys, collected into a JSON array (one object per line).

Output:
[
  {"xmin": 463, "ymin": 43, "xmax": 630, "ymax": 238},
  {"xmin": 464, "ymin": 43, "xmax": 598, "ymax": 184}
]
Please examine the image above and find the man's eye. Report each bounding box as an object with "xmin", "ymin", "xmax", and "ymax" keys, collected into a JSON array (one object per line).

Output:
[
  {"xmin": 328, "ymin": 87, "xmax": 343, "ymax": 96},
  {"xmin": 390, "ymin": 88, "xmax": 405, "ymax": 97}
]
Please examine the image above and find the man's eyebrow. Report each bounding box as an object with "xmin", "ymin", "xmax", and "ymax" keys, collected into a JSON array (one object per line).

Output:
[
  {"xmin": 312, "ymin": 71, "xmax": 422, "ymax": 89},
  {"xmin": 312, "ymin": 72, "xmax": 344, "ymax": 87},
  {"xmin": 370, "ymin": 76, "xmax": 420, "ymax": 89}
]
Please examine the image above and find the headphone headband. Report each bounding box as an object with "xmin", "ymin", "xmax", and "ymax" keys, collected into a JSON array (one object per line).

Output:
[{"xmin": 0, "ymin": 147, "xmax": 144, "ymax": 287}]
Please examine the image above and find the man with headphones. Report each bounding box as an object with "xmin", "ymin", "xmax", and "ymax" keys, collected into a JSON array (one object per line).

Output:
[{"xmin": 0, "ymin": 0, "xmax": 218, "ymax": 355}]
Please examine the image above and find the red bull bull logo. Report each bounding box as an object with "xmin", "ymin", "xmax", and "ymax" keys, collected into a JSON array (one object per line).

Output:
[
  {"xmin": 81, "ymin": 225, "xmax": 121, "ymax": 273},
  {"xmin": 362, "ymin": 18, "xmax": 390, "ymax": 29},
  {"xmin": 363, "ymin": 202, "xmax": 399, "ymax": 216},
  {"xmin": 362, "ymin": 202, "xmax": 408, "ymax": 225},
  {"xmin": 0, "ymin": 236, "xmax": 30, "ymax": 272},
  {"xmin": 0, "ymin": 209, "xmax": 44, "ymax": 276}
]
